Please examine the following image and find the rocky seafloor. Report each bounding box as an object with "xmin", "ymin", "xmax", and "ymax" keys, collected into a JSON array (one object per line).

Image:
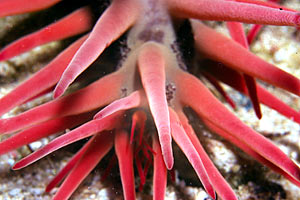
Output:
[{"xmin": 1, "ymin": 1, "xmax": 300, "ymax": 199}]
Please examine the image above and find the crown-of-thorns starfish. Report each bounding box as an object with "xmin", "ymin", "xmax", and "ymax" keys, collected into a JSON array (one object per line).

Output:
[{"xmin": 1, "ymin": 0, "xmax": 300, "ymax": 199}]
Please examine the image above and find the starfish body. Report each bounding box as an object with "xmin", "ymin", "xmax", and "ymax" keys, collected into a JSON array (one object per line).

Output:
[{"xmin": 0, "ymin": 0, "xmax": 300, "ymax": 199}]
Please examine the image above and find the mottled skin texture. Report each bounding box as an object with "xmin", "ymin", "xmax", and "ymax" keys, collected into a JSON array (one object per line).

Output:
[{"xmin": 0, "ymin": 0, "xmax": 300, "ymax": 199}]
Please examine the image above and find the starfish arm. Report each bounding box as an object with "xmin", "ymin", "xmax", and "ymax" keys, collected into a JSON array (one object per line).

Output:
[
  {"xmin": 193, "ymin": 21, "xmax": 300, "ymax": 96},
  {"xmin": 202, "ymin": 72, "xmax": 236, "ymax": 109},
  {"xmin": 0, "ymin": 0, "xmax": 61, "ymax": 17},
  {"xmin": 0, "ymin": 72, "xmax": 123, "ymax": 134},
  {"xmin": 115, "ymin": 130, "xmax": 136, "ymax": 200},
  {"xmin": 226, "ymin": 22, "xmax": 261, "ymax": 118},
  {"xmin": 0, "ymin": 35, "xmax": 87, "ymax": 116},
  {"xmin": 138, "ymin": 42, "xmax": 173, "ymax": 169},
  {"xmin": 202, "ymin": 117, "xmax": 300, "ymax": 187},
  {"xmin": 177, "ymin": 110, "xmax": 238, "ymax": 200},
  {"xmin": 169, "ymin": 108, "xmax": 215, "ymax": 199},
  {"xmin": 200, "ymin": 61, "xmax": 300, "ymax": 124},
  {"xmin": 176, "ymin": 70, "xmax": 300, "ymax": 182},
  {"xmin": 247, "ymin": 24, "xmax": 263, "ymax": 44},
  {"xmin": 12, "ymin": 113, "xmax": 119, "ymax": 170},
  {"xmin": 94, "ymin": 90, "xmax": 146, "ymax": 119},
  {"xmin": 243, "ymin": 74, "xmax": 261, "ymax": 118},
  {"xmin": 226, "ymin": 22, "xmax": 249, "ymax": 48},
  {"xmin": 228, "ymin": 0, "xmax": 297, "ymax": 12},
  {"xmin": 45, "ymin": 132, "xmax": 96, "ymax": 192},
  {"xmin": 53, "ymin": 0, "xmax": 140, "ymax": 98},
  {"xmin": 0, "ymin": 112, "xmax": 93, "ymax": 155},
  {"xmin": 152, "ymin": 134, "xmax": 167, "ymax": 200},
  {"xmin": 199, "ymin": 60, "xmax": 247, "ymax": 93},
  {"xmin": 0, "ymin": 7, "xmax": 92, "ymax": 61},
  {"xmin": 256, "ymin": 85, "xmax": 300, "ymax": 123},
  {"xmin": 130, "ymin": 110, "xmax": 147, "ymax": 144},
  {"xmin": 167, "ymin": 0, "xmax": 300, "ymax": 26},
  {"xmin": 228, "ymin": 0, "xmax": 297, "ymax": 44},
  {"xmin": 135, "ymin": 152, "xmax": 146, "ymax": 190},
  {"xmin": 52, "ymin": 132, "xmax": 113, "ymax": 200}
]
